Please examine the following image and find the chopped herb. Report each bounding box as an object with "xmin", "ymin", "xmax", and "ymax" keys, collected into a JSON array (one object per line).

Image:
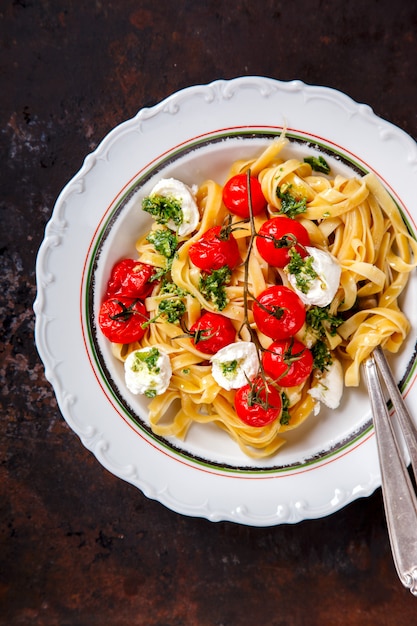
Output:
[
  {"xmin": 286, "ymin": 248, "xmax": 318, "ymax": 294},
  {"xmin": 145, "ymin": 389, "xmax": 157, "ymax": 398},
  {"xmin": 312, "ymin": 340, "xmax": 333, "ymax": 371},
  {"xmin": 158, "ymin": 298, "xmax": 186, "ymax": 324},
  {"xmin": 304, "ymin": 155, "xmax": 330, "ymax": 175},
  {"xmin": 147, "ymin": 228, "xmax": 178, "ymax": 258},
  {"xmin": 220, "ymin": 359, "xmax": 238, "ymax": 379},
  {"xmin": 306, "ymin": 305, "xmax": 343, "ymax": 338},
  {"xmin": 142, "ymin": 194, "xmax": 183, "ymax": 226},
  {"xmin": 158, "ymin": 281, "xmax": 187, "ymax": 323},
  {"xmin": 199, "ymin": 265, "xmax": 232, "ymax": 311},
  {"xmin": 132, "ymin": 347, "xmax": 161, "ymax": 374},
  {"xmin": 160, "ymin": 280, "xmax": 187, "ymax": 297},
  {"xmin": 142, "ymin": 282, "xmax": 188, "ymax": 326},
  {"xmin": 182, "ymin": 368, "xmax": 190, "ymax": 374},
  {"xmin": 150, "ymin": 265, "xmax": 169, "ymax": 281},
  {"xmin": 277, "ymin": 185, "xmax": 307, "ymax": 218},
  {"xmin": 146, "ymin": 228, "xmax": 179, "ymax": 281},
  {"xmin": 280, "ymin": 392, "xmax": 291, "ymax": 425}
]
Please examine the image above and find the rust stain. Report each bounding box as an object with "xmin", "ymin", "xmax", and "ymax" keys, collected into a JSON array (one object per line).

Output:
[{"xmin": 129, "ymin": 9, "xmax": 154, "ymax": 30}]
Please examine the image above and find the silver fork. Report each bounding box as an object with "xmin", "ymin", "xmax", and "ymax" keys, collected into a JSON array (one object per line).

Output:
[{"xmin": 363, "ymin": 346, "xmax": 417, "ymax": 595}]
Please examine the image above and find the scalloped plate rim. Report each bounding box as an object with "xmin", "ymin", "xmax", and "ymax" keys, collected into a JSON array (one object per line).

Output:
[{"xmin": 34, "ymin": 76, "xmax": 417, "ymax": 525}]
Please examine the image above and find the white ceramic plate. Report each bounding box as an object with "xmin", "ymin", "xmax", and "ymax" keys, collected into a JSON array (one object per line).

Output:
[{"xmin": 34, "ymin": 77, "xmax": 417, "ymax": 525}]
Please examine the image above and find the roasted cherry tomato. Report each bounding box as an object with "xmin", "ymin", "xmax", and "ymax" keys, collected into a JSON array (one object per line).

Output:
[
  {"xmin": 222, "ymin": 173, "xmax": 266, "ymax": 218},
  {"xmin": 252, "ymin": 285, "xmax": 306, "ymax": 340},
  {"xmin": 98, "ymin": 296, "xmax": 148, "ymax": 344},
  {"xmin": 190, "ymin": 311, "xmax": 236, "ymax": 354},
  {"xmin": 188, "ymin": 225, "xmax": 241, "ymax": 271},
  {"xmin": 234, "ymin": 377, "xmax": 282, "ymax": 427},
  {"xmin": 262, "ymin": 338, "xmax": 313, "ymax": 387},
  {"xmin": 105, "ymin": 259, "xmax": 156, "ymax": 299},
  {"xmin": 256, "ymin": 216, "xmax": 310, "ymax": 267}
]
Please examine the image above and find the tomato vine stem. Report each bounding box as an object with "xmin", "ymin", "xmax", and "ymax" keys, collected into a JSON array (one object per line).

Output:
[{"xmin": 238, "ymin": 170, "xmax": 280, "ymax": 409}]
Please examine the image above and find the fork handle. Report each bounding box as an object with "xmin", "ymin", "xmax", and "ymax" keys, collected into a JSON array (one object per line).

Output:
[
  {"xmin": 373, "ymin": 346, "xmax": 417, "ymax": 485},
  {"xmin": 364, "ymin": 356, "xmax": 417, "ymax": 595}
]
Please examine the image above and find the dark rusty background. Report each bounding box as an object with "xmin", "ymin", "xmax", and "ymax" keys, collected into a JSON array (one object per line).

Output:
[{"xmin": 2, "ymin": 1, "xmax": 417, "ymax": 624}]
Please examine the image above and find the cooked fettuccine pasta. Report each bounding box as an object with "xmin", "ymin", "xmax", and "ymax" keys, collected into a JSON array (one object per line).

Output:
[{"xmin": 105, "ymin": 136, "xmax": 416, "ymax": 458}]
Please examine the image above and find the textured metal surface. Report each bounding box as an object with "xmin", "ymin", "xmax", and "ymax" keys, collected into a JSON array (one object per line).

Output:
[{"xmin": 2, "ymin": 1, "xmax": 417, "ymax": 624}]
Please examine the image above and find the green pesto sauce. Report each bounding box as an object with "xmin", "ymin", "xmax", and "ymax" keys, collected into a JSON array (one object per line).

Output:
[{"xmin": 132, "ymin": 347, "xmax": 160, "ymax": 374}]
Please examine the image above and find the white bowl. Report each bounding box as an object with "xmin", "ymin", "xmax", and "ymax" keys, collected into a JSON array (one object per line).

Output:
[{"xmin": 34, "ymin": 77, "xmax": 417, "ymax": 525}]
